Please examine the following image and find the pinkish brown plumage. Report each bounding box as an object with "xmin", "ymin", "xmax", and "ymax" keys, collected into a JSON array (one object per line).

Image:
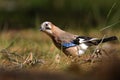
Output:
[{"xmin": 40, "ymin": 21, "xmax": 118, "ymax": 57}]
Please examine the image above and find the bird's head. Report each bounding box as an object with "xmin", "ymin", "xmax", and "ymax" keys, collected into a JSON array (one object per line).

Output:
[
  {"xmin": 40, "ymin": 21, "xmax": 53, "ymax": 35},
  {"xmin": 40, "ymin": 21, "xmax": 65, "ymax": 38}
]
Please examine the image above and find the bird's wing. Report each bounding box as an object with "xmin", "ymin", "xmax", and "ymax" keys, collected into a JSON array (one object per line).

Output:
[
  {"xmin": 58, "ymin": 32, "xmax": 79, "ymax": 48},
  {"xmin": 73, "ymin": 36, "xmax": 98, "ymax": 46},
  {"xmin": 61, "ymin": 41, "xmax": 77, "ymax": 48}
]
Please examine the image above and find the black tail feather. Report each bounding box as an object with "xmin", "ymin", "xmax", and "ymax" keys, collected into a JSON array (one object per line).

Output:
[{"xmin": 92, "ymin": 36, "xmax": 118, "ymax": 45}]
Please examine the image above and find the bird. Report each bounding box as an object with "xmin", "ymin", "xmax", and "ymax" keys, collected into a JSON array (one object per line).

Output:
[{"xmin": 40, "ymin": 21, "xmax": 118, "ymax": 57}]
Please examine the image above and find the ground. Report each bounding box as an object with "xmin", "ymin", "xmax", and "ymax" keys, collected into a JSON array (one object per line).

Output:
[{"xmin": 0, "ymin": 29, "xmax": 120, "ymax": 80}]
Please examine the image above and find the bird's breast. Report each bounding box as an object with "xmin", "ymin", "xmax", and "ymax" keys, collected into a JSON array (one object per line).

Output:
[{"xmin": 51, "ymin": 37, "xmax": 62, "ymax": 49}]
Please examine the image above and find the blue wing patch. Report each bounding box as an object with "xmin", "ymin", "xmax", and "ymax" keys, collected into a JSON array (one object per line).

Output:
[{"xmin": 62, "ymin": 41, "xmax": 77, "ymax": 48}]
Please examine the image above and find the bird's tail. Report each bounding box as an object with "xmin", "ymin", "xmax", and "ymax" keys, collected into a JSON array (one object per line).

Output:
[{"xmin": 91, "ymin": 36, "xmax": 118, "ymax": 45}]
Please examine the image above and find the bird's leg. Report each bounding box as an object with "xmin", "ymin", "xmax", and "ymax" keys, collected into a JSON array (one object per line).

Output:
[{"xmin": 70, "ymin": 56, "xmax": 80, "ymax": 63}]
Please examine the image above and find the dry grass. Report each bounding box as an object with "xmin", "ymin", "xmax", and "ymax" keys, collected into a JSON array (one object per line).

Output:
[{"xmin": 0, "ymin": 29, "xmax": 120, "ymax": 79}]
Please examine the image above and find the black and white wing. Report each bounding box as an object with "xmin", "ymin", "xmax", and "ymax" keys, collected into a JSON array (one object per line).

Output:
[
  {"xmin": 73, "ymin": 36, "xmax": 98, "ymax": 46},
  {"xmin": 74, "ymin": 36, "xmax": 117, "ymax": 46}
]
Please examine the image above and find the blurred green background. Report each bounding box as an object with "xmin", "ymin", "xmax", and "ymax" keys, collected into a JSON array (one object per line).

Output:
[{"xmin": 0, "ymin": 0, "xmax": 120, "ymax": 30}]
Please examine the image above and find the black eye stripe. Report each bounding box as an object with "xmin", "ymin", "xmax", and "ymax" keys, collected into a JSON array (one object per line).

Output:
[{"xmin": 46, "ymin": 26, "xmax": 51, "ymax": 29}]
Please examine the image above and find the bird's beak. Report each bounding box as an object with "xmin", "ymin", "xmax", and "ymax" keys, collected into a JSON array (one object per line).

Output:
[
  {"xmin": 40, "ymin": 27, "xmax": 44, "ymax": 31},
  {"xmin": 40, "ymin": 28, "xmax": 42, "ymax": 31}
]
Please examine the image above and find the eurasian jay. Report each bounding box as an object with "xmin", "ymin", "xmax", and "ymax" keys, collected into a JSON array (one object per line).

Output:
[{"xmin": 40, "ymin": 21, "xmax": 118, "ymax": 57}]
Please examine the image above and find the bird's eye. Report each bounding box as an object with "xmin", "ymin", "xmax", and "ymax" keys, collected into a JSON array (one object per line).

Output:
[
  {"xmin": 44, "ymin": 23, "xmax": 51, "ymax": 29},
  {"xmin": 45, "ymin": 23, "xmax": 48, "ymax": 27}
]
